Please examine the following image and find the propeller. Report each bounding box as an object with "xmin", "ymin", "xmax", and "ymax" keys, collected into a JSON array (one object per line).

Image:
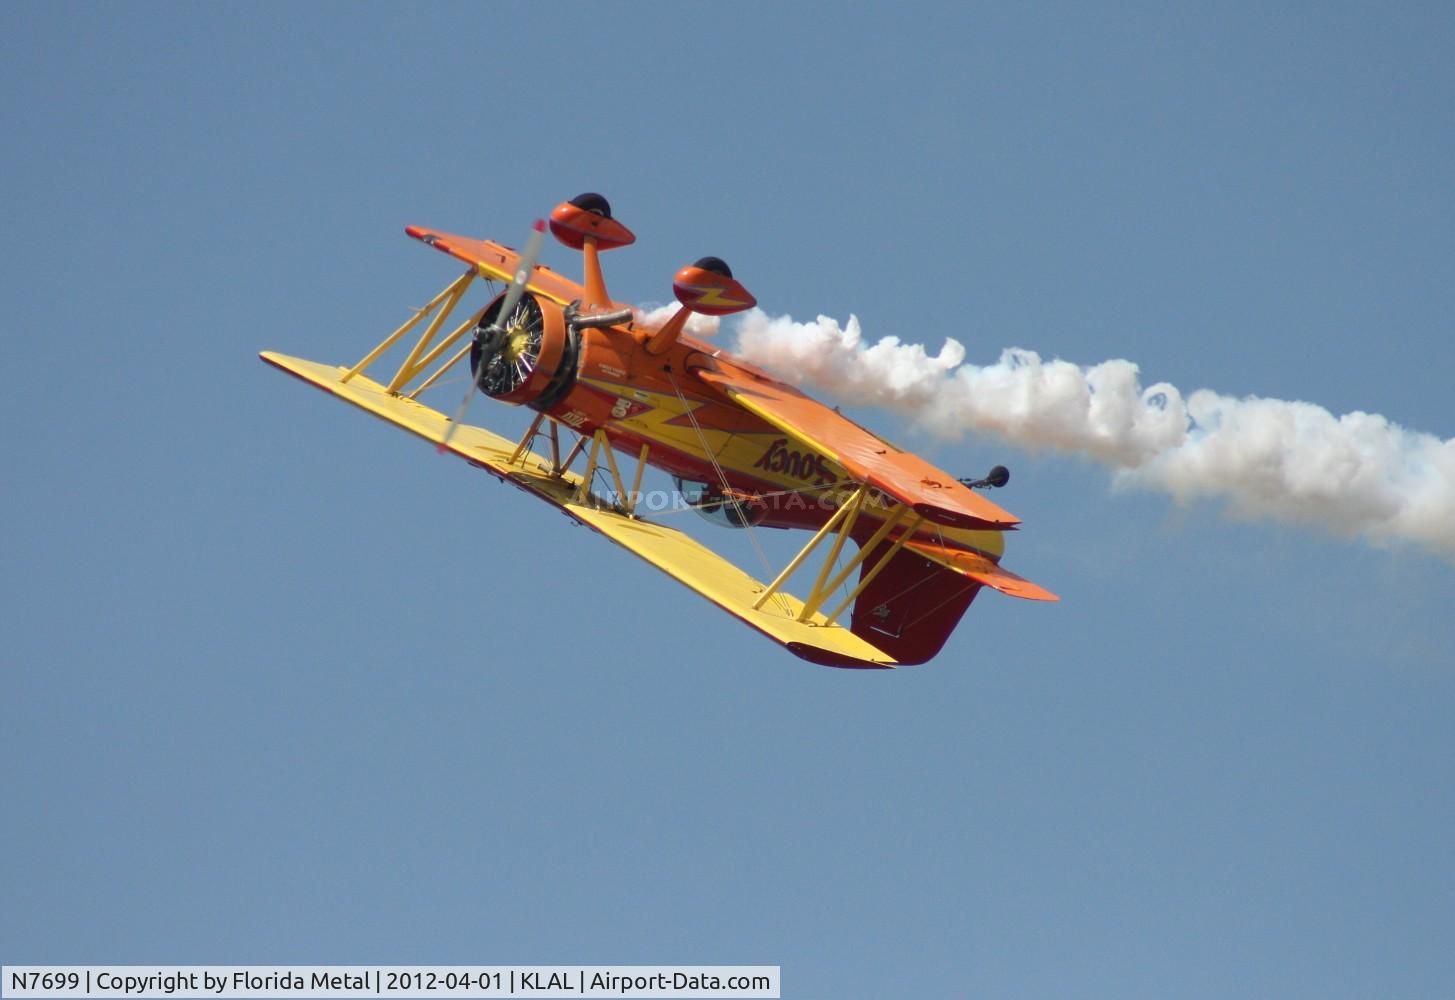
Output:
[{"xmin": 439, "ymin": 218, "xmax": 546, "ymax": 452}]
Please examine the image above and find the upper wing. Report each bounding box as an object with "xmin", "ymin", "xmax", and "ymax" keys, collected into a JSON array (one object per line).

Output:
[
  {"xmin": 693, "ymin": 364, "xmax": 1021, "ymax": 531},
  {"xmin": 405, "ymin": 225, "xmax": 630, "ymax": 310}
]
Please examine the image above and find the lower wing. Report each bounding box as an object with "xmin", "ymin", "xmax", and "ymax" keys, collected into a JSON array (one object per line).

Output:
[{"xmin": 260, "ymin": 351, "xmax": 905, "ymax": 668}]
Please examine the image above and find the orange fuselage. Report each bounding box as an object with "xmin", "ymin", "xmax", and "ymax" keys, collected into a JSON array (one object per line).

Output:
[{"xmin": 529, "ymin": 309, "xmax": 1006, "ymax": 561}]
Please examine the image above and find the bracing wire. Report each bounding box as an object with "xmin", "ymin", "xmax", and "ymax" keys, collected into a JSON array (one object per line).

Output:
[{"xmin": 666, "ymin": 370, "xmax": 794, "ymax": 617}]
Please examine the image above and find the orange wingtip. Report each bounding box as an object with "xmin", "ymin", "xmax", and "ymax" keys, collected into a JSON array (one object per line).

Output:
[{"xmin": 405, "ymin": 225, "xmax": 455, "ymax": 255}]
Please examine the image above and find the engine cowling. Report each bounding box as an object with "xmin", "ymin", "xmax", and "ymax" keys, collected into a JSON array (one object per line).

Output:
[{"xmin": 469, "ymin": 291, "xmax": 579, "ymax": 410}]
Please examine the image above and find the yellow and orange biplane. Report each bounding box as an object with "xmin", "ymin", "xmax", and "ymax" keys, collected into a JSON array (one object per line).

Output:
[{"xmin": 261, "ymin": 194, "xmax": 1056, "ymax": 668}]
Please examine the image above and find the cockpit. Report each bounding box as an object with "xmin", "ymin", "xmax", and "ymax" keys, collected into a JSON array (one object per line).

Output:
[{"xmin": 672, "ymin": 477, "xmax": 767, "ymax": 529}]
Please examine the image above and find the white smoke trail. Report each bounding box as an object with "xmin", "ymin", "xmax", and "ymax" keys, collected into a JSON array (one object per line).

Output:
[{"xmin": 732, "ymin": 308, "xmax": 1455, "ymax": 559}]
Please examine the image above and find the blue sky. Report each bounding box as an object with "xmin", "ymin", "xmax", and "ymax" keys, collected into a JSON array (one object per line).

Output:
[{"xmin": 3, "ymin": 4, "xmax": 1452, "ymax": 998}]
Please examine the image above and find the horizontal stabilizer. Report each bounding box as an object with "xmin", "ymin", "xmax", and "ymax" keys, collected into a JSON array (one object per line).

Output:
[{"xmin": 904, "ymin": 541, "xmax": 1059, "ymax": 602}]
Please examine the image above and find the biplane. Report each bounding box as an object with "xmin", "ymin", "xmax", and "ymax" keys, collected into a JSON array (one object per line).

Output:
[{"xmin": 261, "ymin": 193, "xmax": 1056, "ymax": 668}]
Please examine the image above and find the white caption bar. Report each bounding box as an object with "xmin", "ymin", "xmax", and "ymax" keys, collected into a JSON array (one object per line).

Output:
[{"xmin": 1, "ymin": 967, "xmax": 779, "ymax": 999}]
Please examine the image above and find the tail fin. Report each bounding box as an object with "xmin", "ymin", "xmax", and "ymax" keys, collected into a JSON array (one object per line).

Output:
[{"xmin": 846, "ymin": 542, "xmax": 984, "ymax": 665}]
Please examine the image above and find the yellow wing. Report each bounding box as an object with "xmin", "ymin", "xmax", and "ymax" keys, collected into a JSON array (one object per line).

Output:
[{"xmin": 260, "ymin": 351, "xmax": 902, "ymax": 668}]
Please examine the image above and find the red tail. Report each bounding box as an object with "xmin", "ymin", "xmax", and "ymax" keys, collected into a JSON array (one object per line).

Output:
[{"xmin": 845, "ymin": 540, "xmax": 982, "ymax": 665}]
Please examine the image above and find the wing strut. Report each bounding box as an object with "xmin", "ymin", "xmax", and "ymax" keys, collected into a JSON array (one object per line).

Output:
[
  {"xmin": 751, "ymin": 486, "xmax": 868, "ymax": 610},
  {"xmin": 798, "ymin": 504, "xmax": 923, "ymax": 623},
  {"xmin": 570, "ymin": 430, "xmax": 651, "ymax": 517},
  {"xmin": 509, "ymin": 412, "xmax": 548, "ymax": 465},
  {"xmin": 342, "ymin": 269, "xmax": 478, "ymax": 389},
  {"xmin": 747, "ymin": 486, "xmax": 930, "ymax": 628},
  {"xmin": 821, "ymin": 512, "xmax": 925, "ymax": 625},
  {"xmin": 576, "ymin": 430, "xmax": 626, "ymax": 509}
]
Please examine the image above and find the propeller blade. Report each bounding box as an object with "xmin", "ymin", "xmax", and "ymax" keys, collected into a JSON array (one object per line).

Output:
[
  {"xmin": 439, "ymin": 219, "xmax": 546, "ymax": 452},
  {"xmin": 494, "ymin": 219, "xmax": 546, "ymax": 337}
]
